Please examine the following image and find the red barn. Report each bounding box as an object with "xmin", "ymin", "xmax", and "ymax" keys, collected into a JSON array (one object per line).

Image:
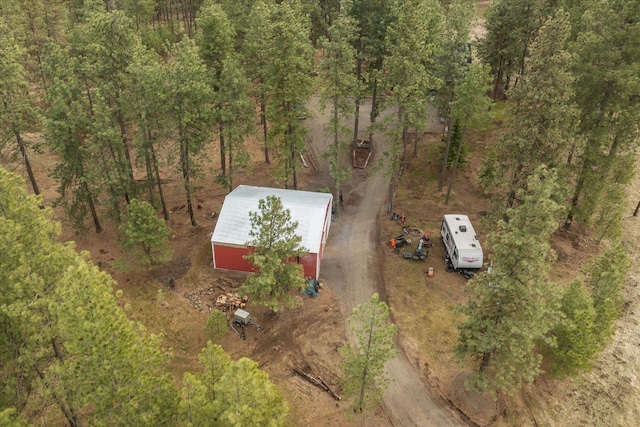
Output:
[{"xmin": 211, "ymin": 185, "xmax": 333, "ymax": 279}]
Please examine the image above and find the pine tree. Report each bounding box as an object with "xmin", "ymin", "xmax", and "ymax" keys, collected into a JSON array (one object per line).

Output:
[
  {"xmin": 564, "ymin": 0, "xmax": 640, "ymax": 230},
  {"xmin": 179, "ymin": 342, "xmax": 288, "ymax": 426},
  {"xmin": 196, "ymin": 0, "xmax": 236, "ymax": 177},
  {"xmin": 121, "ymin": 198, "xmax": 172, "ymax": 267},
  {"xmin": 42, "ymin": 41, "xmax": 103, "ymax": 233},
  {"xmin": 217, "ymin": 56, "xmax": 254, "ymax": 193},
  {"xmin": 480, "ymin": 10, "xmax": 577, "ymax": 211},
  {"xmin": 126, "ymin": 43, "xmax": 171, "ymax": 221},
  {"xmin": 444, "ymin": 62, "xmax": 492, "ymax": 204},
  {"xmin": 243, "ymin": 0, "xmax": 275, "ymax": 164},
  {"xmin": 73, "ymin": 9, "xmax": 141, "ymax": 213},
  {"xmin": 205, "ymin": 310, "xmax": 228, "ymax": 342},
  {"xmin": 382, "ymin": 0, "xmax": 441, "ymax": 181},
  {"xmin": 436, "ymin": 0, "xmax": 476, "ymax": 192},
  {"xmin": 586, "ymin": 243, "xmax": 630, "ymax": 347},
  {"xmin": 546, "ymin": 280, "xmax": 598, "ymax": 377},
  {"xmin": 166, "ymin": 37, "xmax": 215, "ymax": 227},
  {"xmin": 0, "ymin": 24, "xmax": 42, "ymax": 196},
  {"xmin": 479, "ymin": 0, "xmax": 548, "ymax": 99},
  {"xmin": 340, "ymin": 293, "xmax": 398, "ymax": 413},
  {"xmin": 242, "ymin": 195, "xmax": 308, "ymax": 312},
  {"xmin": 349, "ymin": 0, "xmax": 396, "ymax": 143},
  {"xmin": 318, "ymin": 4, "xmax": 357, "ymax": 214},
  {"xmin": 262, "ymin": 0, "xmax": 315, "ymax": 189},
  {"xmin": 0, "ymin": 167, "xmax": 179, "ymax": 424},
  {"xmin": 455, "ymin": 167, "xmax": 563, "ymax": 396}
]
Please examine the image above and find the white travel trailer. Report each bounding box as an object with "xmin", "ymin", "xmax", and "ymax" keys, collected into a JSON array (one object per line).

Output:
[{"xmin": 440, "ymin": 214, "xmax": 483, "ymax": 270}]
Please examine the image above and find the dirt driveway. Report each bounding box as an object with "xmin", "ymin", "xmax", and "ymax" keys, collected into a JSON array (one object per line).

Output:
[{"xmin": 306, "ymin": 97, "xmax": 464, "ymax": 426}]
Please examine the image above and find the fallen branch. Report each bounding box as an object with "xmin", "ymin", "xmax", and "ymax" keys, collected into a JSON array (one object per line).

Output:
[{"xmin": 292, "ymin": 368, "xmax": 342, "ymax": 401}]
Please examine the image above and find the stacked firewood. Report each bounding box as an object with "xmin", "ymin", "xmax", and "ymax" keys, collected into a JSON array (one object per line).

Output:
[{"xmin": 215, "ymin": 293, "xmax": 249, "ymax": 311}]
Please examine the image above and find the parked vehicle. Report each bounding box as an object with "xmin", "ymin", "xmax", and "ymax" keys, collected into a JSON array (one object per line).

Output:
[{"xmin": 440, "ymin": 214, "xmax": 483, "ymax": 271}]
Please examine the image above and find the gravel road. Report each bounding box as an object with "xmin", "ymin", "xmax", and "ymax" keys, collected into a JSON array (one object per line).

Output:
[{"xmin": 307, "ymin": 96, "xmax": 464, "ymax": 426}]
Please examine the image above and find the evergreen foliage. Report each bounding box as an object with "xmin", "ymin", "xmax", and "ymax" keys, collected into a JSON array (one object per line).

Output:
[
  {"xmin": 0, "ymin": 23, "xmax": 42, "ymax": 196},
  {"xmin": 586, "ymin": 244, "xmax": 630, "ymax": 347},
  {"xmin": 318, "ymin": 3, "xmax": 358, "ymax": 212},
  {"xmin": 261, "ymin": 0, "xmax": 315, "ymax": 189},
  {"xmin": 180, "ymin": 342, "xmax": 288, "ymax": 426},
  {"xmin": 564, "ymin": 0, "xmax": 640, "ymax": 230},
  {"xmin": 340, "ymin": 293, "xmax": 397, "ymax": 413},
  {"xmin": 205, "ymin": 310, "xmax": 229, "ymax": 342},
  {"xmin": 166, "ymin": 37, "xmax": 215, "ymax": 227},
  {"xmin": 383, "ymin": 0, "xmax": 442, "ymax": 171},
  {"xmin": 121, "ymin": 198, "xmax": 172, "ymax": 267},
  {"xmin": 480, "ymin": 10, "xmax": 577, "ymax": 211},
  {"xmin": 0, "ymin": 167, "xmax": 179, "ymax": 424},
  {"xmin": 546, "ymin": 280, "xmax": 598, "ymax": 377},
  {"xmin": 455, "ymin": 167, "xmax": 563, "ymax": 396},
  {"xmin": 242, "ymin": 195, "xmax": 308, "ymax": 312}
]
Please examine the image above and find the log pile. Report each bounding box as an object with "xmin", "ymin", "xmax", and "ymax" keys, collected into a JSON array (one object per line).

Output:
[{"xmin": 215, "ymin": 293, "xmax": 249, "ymax": 312}]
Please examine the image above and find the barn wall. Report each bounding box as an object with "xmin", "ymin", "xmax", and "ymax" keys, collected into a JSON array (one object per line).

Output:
[
  {"xmin": 213, "ymin": 244, "xmax": 254, "ymax": 273},
  {"xmin": 213, "ymin": 243, "xmax": 318, "ymax": 279},
  {"xmin": 299, "ymin": 253, "xmax": 318, "ymax": 280}
]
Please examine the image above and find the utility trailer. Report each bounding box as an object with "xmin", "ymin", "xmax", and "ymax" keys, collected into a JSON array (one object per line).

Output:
[
  {"xmin": 440, "ymin": 214, "xmax": 483, "ymax": 271},
  {"xmin": 352, "ymin": 139, "xmax": 372, "ymax": 169}
]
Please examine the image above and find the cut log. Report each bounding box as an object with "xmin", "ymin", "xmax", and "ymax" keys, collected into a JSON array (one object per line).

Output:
[{"xmin": 292, "ymin": 368, "xmax": 341, "ymax": 401}]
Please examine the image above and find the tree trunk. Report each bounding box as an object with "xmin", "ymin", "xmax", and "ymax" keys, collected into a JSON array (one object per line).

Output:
[
  {"xmin": 357, "ymin": 304, "xmax": 378, "ymax": 412},
  {"xmin": 179, "ymin": 125, "xmax": 196, "ymax": 227},
  {"xmin": 34, "ymin": 364, "xmax": 80, "ymax": 427},
  {"xmin": 353, "ymin": 53, "xmax": 362, "ymax": 143},
  {"xmin": 149, "ymin": 128, "xmax": 170, "ymax": 221},
  {"xmin": 369, "ymin": 77, "xmax": 378, "ymax": 144},
  {"xmin": 439, "ymin": 117, "xmax": 452, "ymax": 192},
  {"xmin": 401, "ymin": 123, "xmax": 408, "ymax": 173},
  {"xmin": 564, "ymin": 154, "xmax": 588, "ymax": 229},
  {"xmin": 333, "ymin": 97, "xmax": 341, "ymax": 216},
  {"xmin": 82, "ymin": 181, "xmax": 102, "ymax": 233},
  {"xmin": 228, "ymin": 136, "xmax": 234, "ymax": 193},
  {"xmin": 445, "ymin": 126, "xmax": 466, "ymax": 204},
  {"xmin": 413, "ymin": 129, "xmax": 418, "ymax": 157},
  {"xmin": 290, "ymin": 124, "xmax": 298, "ymax": 190},
  {"xmin": 261, "ymin": 94, "xmax": 269, "ymax": 163},
  {"xmin": 15, "ymin": 131, "xmax": 40, "ymax": 196},
  {"xmin": 144, "ymin": 146, "xmax": 154, "ymax": 202},
  {"xmin": 115, "ymin": 93, "xmax": 135, "ymax": 197},
  {"xmin": 480, "ymin": 351, "xmax": 492, "ymax": 373},
  {"xmin": 219, "ymin": 124, "xmax": 226, "ymax": 175}
]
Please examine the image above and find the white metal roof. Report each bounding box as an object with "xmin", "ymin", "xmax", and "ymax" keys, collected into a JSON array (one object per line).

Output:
[
  {"xmin": 443, "ymin": 214, "xmax": 482, "ymax": 251},
  {"xmin": 211, "ymin": 185, "xmax": 333, "ymax": 253}
]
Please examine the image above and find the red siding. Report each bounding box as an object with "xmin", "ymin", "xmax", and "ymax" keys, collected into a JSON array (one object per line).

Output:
[
  {"xmin": 213, "ymin": 244, "xmax": 319, "ymax": 279},
  {"xmin": 298, "ymin": 253, "xmax": 318, "ymax": 279},
  {"xmin": 213, "ymin": 244, "xmax": 255, "ymax": 273}
]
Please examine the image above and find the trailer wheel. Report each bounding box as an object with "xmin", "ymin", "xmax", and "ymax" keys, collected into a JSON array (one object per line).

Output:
[{"xmin": 445, "ymin": 264, "xmax": 455, "ymax": 273}]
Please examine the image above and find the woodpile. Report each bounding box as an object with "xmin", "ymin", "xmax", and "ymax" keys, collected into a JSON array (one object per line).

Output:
[{"xmin": 215, "ymin": 292, "xmax": 249, "ymax": 312}]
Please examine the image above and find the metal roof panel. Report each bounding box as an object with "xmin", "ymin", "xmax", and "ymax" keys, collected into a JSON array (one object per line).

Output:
[{"xmin": 211, "ymin": 185, "xmax": 333, "ymax": 253}]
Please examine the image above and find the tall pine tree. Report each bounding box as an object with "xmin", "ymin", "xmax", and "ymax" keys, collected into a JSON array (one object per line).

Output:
[{"xmin": 455, "ymin": 167, "xmax": 563, "ymax": 396}]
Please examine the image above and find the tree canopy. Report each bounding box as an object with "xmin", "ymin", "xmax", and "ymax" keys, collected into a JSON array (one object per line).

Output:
[{"xmin": 243, "ymin": 195, "xmax": 308, "ymax": 312}]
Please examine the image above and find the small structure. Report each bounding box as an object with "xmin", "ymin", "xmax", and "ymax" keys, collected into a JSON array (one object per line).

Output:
[
  {"xmin": 211, "ymin": 185, "xmax": 333, "ymax": 279},
  {"xmin": 352, "ymin": 139, "xmax": 372, "ymax": 168},
  {"xmin": 440, "ymin": 214, "xmax": 483, "ymax": 269}
]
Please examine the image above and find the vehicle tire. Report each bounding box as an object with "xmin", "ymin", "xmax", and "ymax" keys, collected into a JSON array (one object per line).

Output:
[{"xmin": 445, "ymin": 264, "xmax": 455, "ymax": 273}]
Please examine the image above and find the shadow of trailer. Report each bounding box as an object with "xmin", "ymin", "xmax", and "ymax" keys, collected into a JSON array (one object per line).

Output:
[{"xmin": 352, "ymin": 139, "xmax": 372, "ymax": 169}]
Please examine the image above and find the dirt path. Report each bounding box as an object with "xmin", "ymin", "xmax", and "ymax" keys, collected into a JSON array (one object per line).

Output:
[{"xmin": 307, "ymin": 97, "xmax": 464, "ymax": 426}]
